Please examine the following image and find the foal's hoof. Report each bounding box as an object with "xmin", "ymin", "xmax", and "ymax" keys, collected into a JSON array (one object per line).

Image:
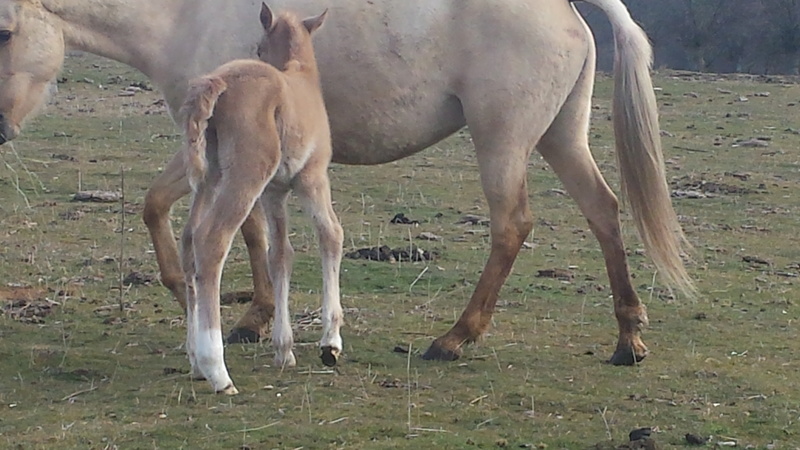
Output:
[
  {"xmin": 421, "ymin": 341, "xmax": 462, "ymax": 361},
  {"xmin": 226, "ymin": 327, "xmax": 261, "ymax": 344},
  {"xmin": 216, "ymin": 384, "xmax": 239, "ymax": 395},
  {"xmin": 320, "ymin": 346, "xmax": 340, "ymax": 367},
  {"xmin": 608, "ymin": 345, "xmax": 648, "ymax": 366}
]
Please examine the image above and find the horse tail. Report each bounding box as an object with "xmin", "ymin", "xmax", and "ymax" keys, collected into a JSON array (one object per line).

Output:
[
  {"xmin": 581, "ymin": 0, "xmax": 695, "ymax": 297},
  {"xmin": 181, "ymin": 75, "xmax": 228, "ymax": 191}
]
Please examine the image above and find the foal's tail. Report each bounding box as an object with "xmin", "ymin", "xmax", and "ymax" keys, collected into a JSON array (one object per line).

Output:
[
  {"xmin": 581, "ymin": 0, "xmax": 695, "ymax": 297},
  {"xmin": 181, "ymin": 76, "xmax": 229, "ymax": 191}
]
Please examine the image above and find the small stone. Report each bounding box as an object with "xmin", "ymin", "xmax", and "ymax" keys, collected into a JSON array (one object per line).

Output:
[{"xmin": 684, "ymin": 433, "xmax": 707, "ymax": 445}]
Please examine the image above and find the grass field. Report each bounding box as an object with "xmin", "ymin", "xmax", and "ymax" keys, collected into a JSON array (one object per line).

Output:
[{"xmin": 1, "ymin": 54, "xmax": 799, "ymax": 449}]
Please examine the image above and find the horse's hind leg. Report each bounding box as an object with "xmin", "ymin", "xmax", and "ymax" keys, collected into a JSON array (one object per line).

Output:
[
  {"xmin": 295, "ymin": 156, "xmax": 345, "ymax": 367},
  {"xmin": 423, "ymin": 99, "xmax": 548, "ymax": 361},
  {"xmin": 227, "ymin": 199, "xmax": 276, "ymax": 344},
  {"xmin": 536, "ymin": 60, "xmax": 647, "ymax": 365}
]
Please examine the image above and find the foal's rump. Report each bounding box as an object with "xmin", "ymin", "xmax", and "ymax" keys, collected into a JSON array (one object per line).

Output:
[{"xmin": 180, "ymin": 60, "xmax": 286, "ymax": 190}]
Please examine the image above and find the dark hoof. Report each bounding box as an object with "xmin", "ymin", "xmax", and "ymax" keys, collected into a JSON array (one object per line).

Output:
[
  {"xmin": 421, "ymin": 342, "xmax": 462, "ymax": 361},
  {"xmin": 608, "ymin": 347, "xmax": 647, "ymax": 366},
  {"xmin": 226, "ymin": 328, "xmax": 261, "ymax": 344},
  {"xmin": 320, "ymin": 346, "xmax": 340, "ymax": 367}
]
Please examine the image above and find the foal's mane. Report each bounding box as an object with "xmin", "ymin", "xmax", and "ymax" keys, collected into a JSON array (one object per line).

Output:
[{"xmin": 273, "ymin": 11, "xmax": 316, "ymax": 69}]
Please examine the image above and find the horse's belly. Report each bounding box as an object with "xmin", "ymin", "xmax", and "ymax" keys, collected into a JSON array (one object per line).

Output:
[{"xmin": 325, "ymin": 83, "xmax": 466, "ymax": 166}]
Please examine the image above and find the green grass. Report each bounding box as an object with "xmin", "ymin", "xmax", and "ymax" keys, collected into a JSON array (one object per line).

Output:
[{"xmin": 1, "ymin": 55, "xmax": 799, "ymax": 449}]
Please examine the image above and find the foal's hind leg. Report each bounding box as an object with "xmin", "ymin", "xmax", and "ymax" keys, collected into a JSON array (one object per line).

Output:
[
  {"xmin": 261, "ymin": 188, "xmax": 297, "ymax": 368},
  {"xmin": 144, "ymin": 149, "xmax": 276, "ymax": 337},
  {"xmin": 295, "ymin": 159, "xmax": 345, "ymax": 367},
  {"xmin": 536, "ymin": 62, "xmax": 648, "ymax": 365},
  {"xmin": 191, "ymin": 173, "xmax": 273, "ymax": 394},
  {"xmin": 180, "ymin": 181, "xmax": 214, "ymax": 380}
]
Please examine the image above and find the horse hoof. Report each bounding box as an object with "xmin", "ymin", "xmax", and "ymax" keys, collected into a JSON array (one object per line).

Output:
[
  {"xmin": 421, "ymin": 342, "xmax": 462, "ymax": 361},
  {"xmin": 320, "ymin": 346, "xmax": 340, "ymax": 367},
  {"xmin": 226, "ymin": 328, "xmax": 261, "ymax": 344},
  {"xmin": 608, "ymin": 346, "xmax": 648, "ymax": 366},
  {"xmin": 274, "ymin": 351, "xmax": 297, "ymax": 369},
  {"xmin": 216, "ymin": 384, "xmax": 239, "ymax": 395}
]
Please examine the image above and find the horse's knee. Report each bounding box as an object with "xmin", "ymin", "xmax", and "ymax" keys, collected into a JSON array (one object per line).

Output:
[
  {"xmin": 323, "ymin": 221, "xmax": 344, "ymax": 251},
  {"xmin": 142, "ymin": 187, "xmax": 170, "ymax": 228}
]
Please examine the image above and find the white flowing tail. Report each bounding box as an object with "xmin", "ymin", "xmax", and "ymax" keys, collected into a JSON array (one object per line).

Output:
[
  {"xmin": 181, "ymin": 76, "xmax": 228, "ymax": 191},
  {"xmin": 582, "ymin": 0, "xmax": 695, "ymax": 297}
]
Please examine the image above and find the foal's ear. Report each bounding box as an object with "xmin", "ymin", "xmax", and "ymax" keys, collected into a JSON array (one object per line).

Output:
[
  {"xmin": 260, "ymin": 2, "xmax": 274, "ymax": 30},
  {"xmin": 302, "ymin": 9, "xmax": 328, "ymax": 35}
]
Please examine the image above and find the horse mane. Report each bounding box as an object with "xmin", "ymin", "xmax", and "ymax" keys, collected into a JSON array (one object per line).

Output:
[
  {"xmin": 274, "ymin": 11, "xmax": 318, "ymax": 72},
  {"xmin": 41, "ymin": 0, "xmax": 155, "ymax": 57}
]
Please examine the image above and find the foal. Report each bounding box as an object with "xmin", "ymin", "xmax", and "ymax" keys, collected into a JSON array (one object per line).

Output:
[{"xmin": 180, "ymin": 3, "xmax": 340, "ymax": 394}]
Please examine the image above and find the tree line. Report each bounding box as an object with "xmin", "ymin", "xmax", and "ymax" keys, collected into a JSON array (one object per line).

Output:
[{"xmin": 578, "ymin": 0, "xmax": 800, "ymax": 74}]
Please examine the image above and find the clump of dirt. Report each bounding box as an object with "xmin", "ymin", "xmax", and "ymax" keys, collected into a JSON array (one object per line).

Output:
[
  {"xmin": 345, "ymin": 244, "xmax": 438, "ymax": 262},
  {"xmin": 72, "ymin": 190, "xmax": 122, "ymax": 203},
  {"xmin": 122, "ymin": 271, "xmax": 158, "ymax": 286},
  {"xmin": 389, "ymin": 212, "xmax": 420, "ymax": 224},
  {"xmin": 536, "ymin": 268, "xmax": 575, "ymax": 280},
  {"xmin": 670, "ymin": 174, "xmax": 763, "ymax": 198},
  {"xmin": 1, "ymin": 286, "xmax": 58, "ymax": 324}
]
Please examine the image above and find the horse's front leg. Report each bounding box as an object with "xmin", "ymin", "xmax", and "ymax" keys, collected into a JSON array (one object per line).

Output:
[
  {"xmin": 143, "ymin": 151, "xmax": 193, "ymax": 310},
  {"xmin": 263, "ymin": 188, "xmax": 297, "ymax": 369},
  {"xmin": 296, "ymin": 165, "xmax": 345, "ymax": 367}
]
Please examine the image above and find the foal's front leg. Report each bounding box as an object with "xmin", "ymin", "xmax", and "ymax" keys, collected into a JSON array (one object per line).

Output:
[
  {"xmin": 262, "ymin": 188, "xmax": 297, "ymax": 368},
  {"xmin": 296, "ymin": 169, "xmax": 345, "ymax": 366}
]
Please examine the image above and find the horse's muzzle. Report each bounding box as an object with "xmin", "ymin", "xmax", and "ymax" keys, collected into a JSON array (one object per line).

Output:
[{"xmin": 0, "ymin": 114, "xmax": 19, "ymax": 144}]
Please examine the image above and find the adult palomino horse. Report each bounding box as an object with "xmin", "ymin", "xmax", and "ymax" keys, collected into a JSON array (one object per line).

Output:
[
  {"xmin": 0, "ymin": 0, "xmax": 693, "ymax": 366},
  {"xmin": 181, "ymin": 4, "xmax": 337, "ymax": 393}
]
